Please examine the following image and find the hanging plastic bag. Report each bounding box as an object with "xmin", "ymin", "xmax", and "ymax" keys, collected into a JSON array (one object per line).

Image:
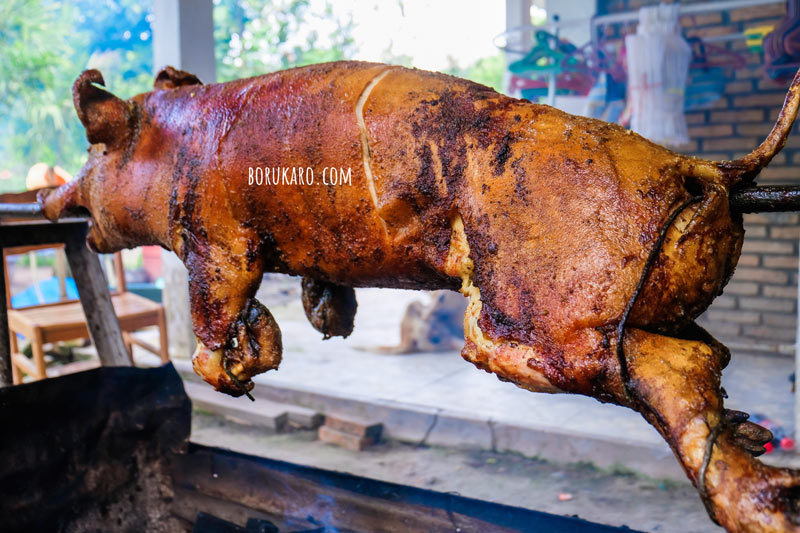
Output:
[{"xmin": 625, "ymin": 3, "xmax": 691, "ymax": 147}]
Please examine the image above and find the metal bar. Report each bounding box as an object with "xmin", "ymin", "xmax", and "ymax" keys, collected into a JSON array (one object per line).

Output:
[
  {"xmin": 0, "ymin": 220, "xmax": 90, "ymax": 248},
  {"xmin": 0, "ymin": 203, "xmax": 44, "ymax": 218},
  {"xmin": 729, "ymin": 186, "xmax": 800, "ymax": 213},
  {"xmin": 5, "ymin": 184, "xmax": 800, "ymax": 227}
]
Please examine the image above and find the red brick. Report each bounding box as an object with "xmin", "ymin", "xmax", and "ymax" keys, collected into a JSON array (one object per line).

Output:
[
  {"xmin": 724, "ymin": 281, "xmax": 760, "ymax": 295},
  {"xmin": 763, "ymin": 284, "xmax": 799, "ymax": 299},
  {"xmin": 743, "ymin": 213, "xmax": 772, "ymax": 224},
  {"xmin": 758, "ymin": 166, "xmax": 800, "ymax": 183},
  {"xmin": 734, "ymin": 92, "xmax": 791, "ymax": 108},
  {"xmin": 704, "ymin": 137, "xmax": 762, "ymax": 151},
  {"xmin": 729, "ymin": 4, "xmax": 785, "ymax": 22},
  {"xmin": 702, "ymin": 321, "xmax": 741, "ymax": 338},
  {"xmin": 741, "ymin": 325, "xmax": 796, "ymax": 342},
  {"xmin": 758, "ymin": 78, "xmax": 792, "ymax": 91},
  {"xmin": 769, "ymin": 226, "xmax": 800, "ymax": 240},
  {"xmin": 680, "ymin": 12, "xmax": 723, "ymax": 27},
  {"xmin": 741, "ymin": 240, "xmax": 795, "ymax": 254},
  {"xmin": 675, "ymin": 140, "xmax": 699, "ymax": 153},
  {"xmin": 739, "ymin": 297, "xmax": 794, "ymax": 312},
  {"xmin": 685, "ymin": 112, "xmax": 707, "ymax": 125},
  {"xmin": 736, "ymin": 123, "xmax": 773, "ymax": 137},
  {"xmin": 710, "ymin": 109, "xmax": 763, "ymax": 123},
  {"xmin": 712, "ymin": 295, "xmax": 737, "ymax": 309},
  {"xmin": 687, "ymin": 25, "xmax": 740, "ymax": 39},
  {"xmin": 705, "ymin": 310, "xmax": 760, "ymax": 324},
  {"xmin": 730, "ymin": 40, "xmax": 751, "ymax": 52},
  {"xmin": 763, "ymin": 255, "xmax": 799, "ymax": 268},
  {"xmin": 745, "ymin": 54, "xmax": 764, "ymax": 66},
  {"xmin": 737, "ymin": 254, "xmax": 760, "ymax": 266},
  {"xmin": 688, "ymin": 124, "xmax": 733, "ymax": 138},
  {"xmin": 783, "ymin": 136, "xmax": 800, "ymax": 150},
  {"xmin": 763, "ymin": 312, "xmax": 797, "ymax": 328},
  {"xmin": 744, "ymin": 226, "xmax": 767, "ymax": 238},
  {"xmin": 722, "ymin": 80, "xmax": 752, "ymax": 95},
  {"xmin": 769, "ymin": 213, "xmax": 800, "ymax": 224},
  {"xmin": 734, "ymin": 267, "xmax": 789, "ymax": 284},
  {"xmin": 736, "ymin": 68, "xmax": 765, "ymax": 80},
  {"xmin": 318, "ymin": 425, "xmax": 376, "ymax": 451},
  {"xmin": 323, "ymin": 415, "xmax": 383, "ymax": 439}
]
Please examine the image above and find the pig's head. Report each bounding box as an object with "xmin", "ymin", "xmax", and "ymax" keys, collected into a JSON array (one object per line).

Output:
[{"xmin": 38, "ymin": 69, "xmax": 183, "ymax": 253}]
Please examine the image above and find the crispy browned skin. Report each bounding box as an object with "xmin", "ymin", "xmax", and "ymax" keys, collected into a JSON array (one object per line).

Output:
[{"xmin": 40, "ymin": 61, "xmax": 800, "ymax": 531}]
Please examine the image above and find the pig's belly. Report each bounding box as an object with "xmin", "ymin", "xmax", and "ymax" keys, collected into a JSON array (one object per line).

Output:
[{"xmin": 244, "ymin": 179, "xmax": 458, "ymax": 291}]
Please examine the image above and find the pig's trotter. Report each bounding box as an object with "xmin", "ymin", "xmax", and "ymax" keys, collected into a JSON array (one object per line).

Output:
[
  {"xmin": 192, "ymin": 298, "xmax": 282, "ymax": 398},
  {"xmin": 224, "ymin": 298, "xmax": 282, "ymax": 384},
  {"xmin": 301, "ymin": 277, "xmax": 357, "ymax": 339}
]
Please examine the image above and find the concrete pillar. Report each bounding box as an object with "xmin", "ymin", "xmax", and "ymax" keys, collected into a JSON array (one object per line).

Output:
[
  {"xmin": 151, "ymin": 0, "xmax": 216, "ymax": 357},
  {"xmin": 152, "ymin": 0, "xmax": 216, "ymax": 83}
]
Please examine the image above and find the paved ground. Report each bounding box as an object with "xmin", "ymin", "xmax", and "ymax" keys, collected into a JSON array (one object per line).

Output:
[
  {"xmin": 191, "ymin": 411, "xmax": 719, "ymax": 533},
  {"xmin": 256, "ymin": 276, "xmax": 796, "ymax": 436},
  {"xmin": 246, "ymin": 279, "xmax": 797, "ymax": 470},
  {"xmin": 60, "ymin": 274, "xmax": 798, "ymax": 530}
]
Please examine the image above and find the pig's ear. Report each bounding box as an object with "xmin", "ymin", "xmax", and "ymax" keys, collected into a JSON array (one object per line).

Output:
[
  {"xmin": 73, "ymin": 69, "xmax": 134, "ymax": 150},
  {"xmin": 154, "ymin": 66, "xmax": 202, "ymax": 90}
]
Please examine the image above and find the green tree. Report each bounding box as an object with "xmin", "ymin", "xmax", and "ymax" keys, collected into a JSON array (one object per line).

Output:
[
  {"xmin": 0, "ymin": 0, "xmax": 87, "ymax": 192},
  {"xmin": 444, "ymin": 53, "xmax": 506, "ymax": 93},
  {"xmin": 214, "ymin": 0, "xmax": 356, "ymax": 81},
  {"xmin": 0, "ymin": 0, "xmax": 155, "ymax": 193}
]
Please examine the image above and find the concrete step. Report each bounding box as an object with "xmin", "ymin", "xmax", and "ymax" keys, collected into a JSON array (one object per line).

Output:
[
  {"xmin": 180, "ymin": 367, "xmax": 324, "ymax": 430},
  {"xmin": 172, "ymin": 357, "xmax": 685, "ymax": 480},
  {"xmin": 183, "ymin": 381, "xmax": 289, "ymax": 431}
]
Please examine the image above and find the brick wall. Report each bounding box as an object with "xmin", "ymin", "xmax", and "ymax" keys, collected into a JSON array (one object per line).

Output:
[{"xmin": 597, "ymin": 0, "xmax": 798, "ymax": 355}]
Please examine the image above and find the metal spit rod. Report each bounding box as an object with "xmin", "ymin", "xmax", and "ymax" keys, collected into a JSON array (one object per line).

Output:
[
  {"xmin": 1, "ymin": 185, "xmax": 800, "ymax": 220},
  {"xmin": 0, "ymin": 203, "xmax": 46, "ymax": 218}
]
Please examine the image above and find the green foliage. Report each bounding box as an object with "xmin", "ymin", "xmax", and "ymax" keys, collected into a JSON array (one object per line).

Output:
[
  {"xmin": 0, "ymin": 0, "xmax": 87, "ymax": 192},
  {"xmin": 0, "ymin": 0, "xmax": 154, "ymax": 194},
  {"xmin": 444, "ymin": 53, "xmax": 506, "ymax": 93},
  {"xmin": 214, "ymin": 0, "xmax": 357, "ymax": 81}
]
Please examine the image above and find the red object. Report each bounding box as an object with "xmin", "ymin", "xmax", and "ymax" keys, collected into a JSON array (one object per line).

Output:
[
  {"xmin": 781, "ymin": 437, "xmax": 795, "ymax": 451},
  {"xmin": 764, "ymin": 441, "xmax": 775, "ymax": 454},
  {"xmin": 141, "ymin": 245, "xmax": 163, "ymax": 281}
]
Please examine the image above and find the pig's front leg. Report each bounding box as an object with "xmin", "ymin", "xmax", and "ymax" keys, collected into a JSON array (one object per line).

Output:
[{"xmin": 179, "ymin": 226, "xmax": 282, "ymax": 398}]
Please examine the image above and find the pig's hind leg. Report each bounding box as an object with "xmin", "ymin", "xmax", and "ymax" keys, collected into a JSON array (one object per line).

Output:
[{"xmin": 620, "ymin": 327, "xmax": 800, "ymax": 532}]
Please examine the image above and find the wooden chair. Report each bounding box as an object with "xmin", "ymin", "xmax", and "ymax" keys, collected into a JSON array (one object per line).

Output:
[{"xmin": 5, "ymin": 246, "xmax": 169, "ymax": 383}]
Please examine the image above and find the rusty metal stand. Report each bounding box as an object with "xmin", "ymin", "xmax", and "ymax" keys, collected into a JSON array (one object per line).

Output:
[{"xmin": 0, "ymin": 217, "xmax": 130, "ymax": 386}]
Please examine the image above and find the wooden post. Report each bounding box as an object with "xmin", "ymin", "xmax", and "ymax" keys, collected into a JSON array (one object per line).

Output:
[
  {"xmin": 0, "ymin": 244, "xmax": 11, "ymax": 386},
  {"xmin": 64, "ymin": 226, "xmax": 131, "ymax": 367}
]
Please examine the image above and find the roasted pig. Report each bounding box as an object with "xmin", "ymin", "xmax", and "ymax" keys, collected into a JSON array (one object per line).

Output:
[{"xmin": 40, "ymin": 61, "xmax": 800, "ymax": 531}]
